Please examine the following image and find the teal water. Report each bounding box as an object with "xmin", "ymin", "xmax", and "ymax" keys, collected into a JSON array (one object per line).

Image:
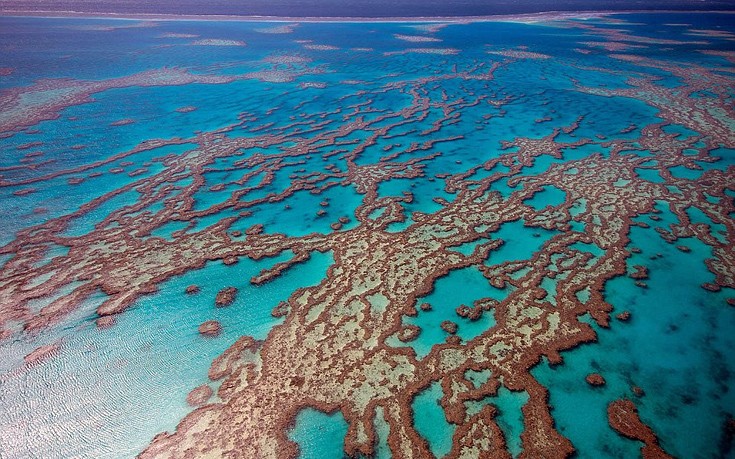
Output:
[
  {"xmin": 391, "ymin": 266, "xmax": 499, "ymax": 358},
  {"xmin": 523, "ymin": 185, "xmax": 566, "ymax": 211},
  {"xmin": 488, "ymin": 220, "xmax": 560, "ymax": 265},
  {"xmin": 413, "ymin": 382, "xmax": 456, "ymax": 458},
  {"xmin": 0, "ymin": 12, "xmax": 734, "ymax": 459},
  {"xmin": 534, "ymin": 210, "xmax": 735, "ymax": 459},
  {"xmin": 289, "ymin": 408, "xmax": 350, "ymax": 459},
  {"xmin": 493, "ymin": 387, "xmax": 529, "ymax": 458}
]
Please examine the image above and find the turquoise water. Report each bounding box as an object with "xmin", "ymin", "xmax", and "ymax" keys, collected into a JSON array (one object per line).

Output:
[
  {"xmin": 392, "ymin": 266, "xmax": 499, "ymax": 358},
  {"xmin": 0, "ymin": 12, "xmax": 734, "ymax": 459},
  {"xmin": 488, "ymin": 220, "xmax": 560, "ymax": 265},
  {"xmin": 523, "ymin": 185, "xmax": 566, "ymax": 211},
  {"xmin": 413, "ymin": 382, "xmax": 456, "ymax": 458},
  {"xmin": 289, "ymin": 408, "xmax": 350, "ymax": 459},
  {"xmin": 493, "ymin": 387, "xmax": 529, "ymax": 458},
  {"xmin": 535, "ymin": 210, "xmax": 735, "ymax": 459}
]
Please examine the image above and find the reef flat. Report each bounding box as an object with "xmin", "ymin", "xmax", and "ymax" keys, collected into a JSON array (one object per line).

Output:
[{"xmin": 0, "ymin": 12, "xmax": 733, "ymax": 459}]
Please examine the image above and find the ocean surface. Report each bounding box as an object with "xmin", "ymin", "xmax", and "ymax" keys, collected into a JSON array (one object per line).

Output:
[{"xmin": 0, "ymin": 12, "xmax": 734, "ymax": 459}]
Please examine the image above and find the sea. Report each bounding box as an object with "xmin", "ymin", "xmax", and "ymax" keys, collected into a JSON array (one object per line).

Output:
[{"xmin": 0, "ymin": 10, "xmax": 734, "ymax": 459}]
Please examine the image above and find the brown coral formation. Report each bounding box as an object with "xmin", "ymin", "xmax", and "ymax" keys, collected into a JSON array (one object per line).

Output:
[
  {"xmin": 96, "ymin": 315, "xmax": 117, "ymax": 329},
  {"xmin": 629, "ymin": 265, "xmax": 649, "ymax": 280},
  {"xmin": 616, "ymin": 311, "xmax": 632, "ymax": 322},
  {"xmin": 271, "ymin": 301, "xmax": 289, "ymax": 318},
  {"xmin": 487, "ymin": 49, "xmax": 551, "ymax": 60},
  {"xmin": 441, "ymin": 320, "xmax": 459, "ymax": 334},
  {"xmin": 397, "ymin": 325, "xmax": 421, "ymax": 343},
  {"xmin": 455, "ymin": 303, "xmax": 483, "ymax": 321},
  {"xmin": 186, "ymin": 385, "xmax": 214, "ymax": 407},
  {"xmin": 607, "ymin": 399, "xmax": 673, "ymax": 459},
  {"xmin": 110, "ymin": 118, "xmax": 136, "ymax": 126},
  {"xmin": 215, "ymin": 287, "xmax": 237, "ymax": 308},
  {"xmin": 23, "ymin": 343, "xmax": 61, "ymax": 366},
  {"xmin": 198, "ymin": 320, "xmax": 222, "ymax": 337},
  {"xmin": 585, "ymin": 373, "xmax": 606, "ymax": 386}
]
